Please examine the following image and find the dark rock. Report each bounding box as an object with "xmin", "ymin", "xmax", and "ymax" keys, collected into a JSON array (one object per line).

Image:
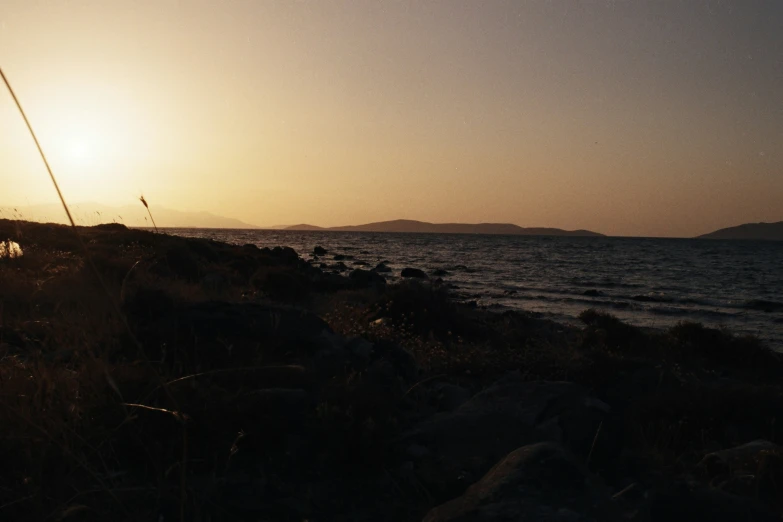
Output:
[
  {"xmin": 696, "ymin": 440, "xmax": 783, "ymax": 505},
  {"xmin": 432, "ymin": 269, "xmax": 449, "ymax": 276},
  {"xmin": 314, "ymin": 246, "xmax": 328, "ymax": 256},
  {"xmin": 372, "ymin": 263, "xmax": 392, "ymax": 273},
  {"xmin": 319, "ymin": 263, "xmax": 328, "ymax": 269},
  {"xmin": 333, "ymin": 254, "xmax": 347, "ymax": 261},
  {"xmin": 332, "ymin": 262, "xmax": 349, "ymax": 272},
  {"xmin": 699, "ymin": 440, "xmax": 779, "ymax": 475},
  {"xmin": 401, "ymin": 267, "xmax": 428, "ymax": 279},
  {"xmin": 272, "ymin": 246, "xmax": 300, "ymax": 263},
  {"xmin": 352, "ymin": 260, "xmax": 370, "ymax": 266},
  {"xmin": 399, "ymin": 375, "xmax": 610, "ymax": 494},
  {"xmin": 583, "ymin": 289, "xmax": 604, "ymax": 297},
  {"xmin": 346, "ymin": 337, "xmax": 374, "ymax": 363},
  {"xmin": 349, "ymin": 269, "xmax": 386, "ymax": 289},
  {"xmin": 375, "ymin": 340, "xmax": 420, "ymax": 383},
  {"xmin": 423, "ymin": 442, "xmax": 620, "ymax": 522}
]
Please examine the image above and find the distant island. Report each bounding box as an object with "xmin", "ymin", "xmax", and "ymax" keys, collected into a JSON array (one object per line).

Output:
[
  {"xmin": 698, "ymin": 221, "xmax": 783, "ymax": 241},
  {"xmin": 284, "ymin": 219, "xmax": 604, "ymax": 236},
  {"xmin": 0, "ymin": 203, "xmax": 260, "ymax": 229}
]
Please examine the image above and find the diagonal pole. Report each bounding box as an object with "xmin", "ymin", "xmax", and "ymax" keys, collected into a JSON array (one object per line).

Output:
[{"xmin": 0, "ymin": 67, "xmax": 78, "ymax": 228}]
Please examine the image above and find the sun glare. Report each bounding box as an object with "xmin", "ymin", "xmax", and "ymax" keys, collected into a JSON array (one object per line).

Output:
[{"xmin": 65, "ymin": 138, "xmax": 93, "ymax": 164}]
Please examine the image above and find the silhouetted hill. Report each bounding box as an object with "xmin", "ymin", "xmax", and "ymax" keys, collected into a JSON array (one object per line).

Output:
[
  {"xmin": 285, "ymin": 219, "xmax": 603, "ymax": 236},
  {"xmin": 0, "ymin": 203, "xmax": 260, "ymax": 229},
  {"xmin": 285, "ymin": 224, "xmax": 326, "ymax": 231},
  {"xmin": 698, "ymin": 221, "xmax": 783, "ymax": 241}
]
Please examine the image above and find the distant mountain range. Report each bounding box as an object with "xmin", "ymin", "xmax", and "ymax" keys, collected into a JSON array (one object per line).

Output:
[
  {"xmin": 285, "ymin": 219, "xmax": 604, "ymax": 236},
  {"xmin": 0, "ymin": 203, "xmax": 260, "ymax": 229},
  {"xmin": 698, "ymin": 221, "xmax": 783, "ymax": 241}
]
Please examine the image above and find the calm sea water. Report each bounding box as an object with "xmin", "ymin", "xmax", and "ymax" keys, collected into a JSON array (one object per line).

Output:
[{"xmin": 168, "ymin": 229, "xmax": 783, "ymax": 350}]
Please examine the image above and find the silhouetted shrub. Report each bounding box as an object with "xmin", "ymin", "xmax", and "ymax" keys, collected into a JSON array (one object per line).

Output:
[
  {"xmin": 376, "ymin": 281, "xmax": 480, "ymax": 340},
  {"xmin": 578, "ymin": 309, "xmax": 646, "ymax": 353},
  {"xmin": 668, "ymin": 321, "xmax": 779, "ymax": 373}
]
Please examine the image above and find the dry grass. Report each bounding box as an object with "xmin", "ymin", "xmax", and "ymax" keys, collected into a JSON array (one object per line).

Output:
[{"xmin": 2, "ymin": 218, "xmax": 783, "ymax": 519}]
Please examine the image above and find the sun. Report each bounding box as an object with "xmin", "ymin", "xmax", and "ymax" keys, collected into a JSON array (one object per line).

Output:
[
  {"xmin": 57, "ymin": 132, "xmax": 101, "ymax": 168},
  {"xmin": 66, "ymin": 139, "xmax": 92, "ymax": 162}
]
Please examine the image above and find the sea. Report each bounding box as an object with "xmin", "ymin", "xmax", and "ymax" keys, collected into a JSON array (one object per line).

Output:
[{"xmin": 168, "ymin": 229, "xmax": 783, "ymax": 351}]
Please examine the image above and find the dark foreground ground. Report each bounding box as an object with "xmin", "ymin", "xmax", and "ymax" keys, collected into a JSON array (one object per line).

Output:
[{"xmin": 1, "ymin": 219, "xmax": 783, "ymax": 521}]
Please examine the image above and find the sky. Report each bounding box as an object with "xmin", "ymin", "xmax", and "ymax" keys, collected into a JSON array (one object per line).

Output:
[{"xmin": 1, "ymin": 0, "xmax": 781, "ymax": 237}]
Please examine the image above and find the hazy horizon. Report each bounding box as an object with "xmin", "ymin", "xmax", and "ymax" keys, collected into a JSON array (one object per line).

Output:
[{"xmin": 2, "ymin": 1, "xmax": 782, "ymax": 237}]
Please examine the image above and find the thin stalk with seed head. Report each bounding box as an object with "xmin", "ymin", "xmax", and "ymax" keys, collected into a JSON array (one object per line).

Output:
[{"xmin": 139, "ymin": 194, "xmax": 158, "ymax": 233}]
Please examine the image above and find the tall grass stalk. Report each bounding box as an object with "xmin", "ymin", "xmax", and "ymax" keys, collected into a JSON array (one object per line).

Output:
[
  {"xmin": 139, "ymin": 195, "xmax": 159, "ymax": 233},
  {"xmin": 1, "ymin": 67, "xmax": 186, "ymax": 520}
]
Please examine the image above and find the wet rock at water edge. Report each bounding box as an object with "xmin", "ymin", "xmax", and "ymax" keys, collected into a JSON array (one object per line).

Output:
[
  {"xmin": 349, "ymin": 269, "xmax": 387, "ymax": 289},
  {"xmin": 401, "ymin": 267, "xmax": 428, "ymax": 279},
  {"xmin": 372, "ymin": 262, "xmax": 392, "ymax": 273}
]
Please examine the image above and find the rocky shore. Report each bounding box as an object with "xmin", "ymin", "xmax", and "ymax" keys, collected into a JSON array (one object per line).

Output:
[{"xmin": 1, "ymin": 219, "xmax": 782, "ymax": 521}]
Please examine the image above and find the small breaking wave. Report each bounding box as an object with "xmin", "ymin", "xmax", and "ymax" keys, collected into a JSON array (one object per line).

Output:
[{"xmin": 744, "ymin": 300, "xmax": 783, "ymax": 312}]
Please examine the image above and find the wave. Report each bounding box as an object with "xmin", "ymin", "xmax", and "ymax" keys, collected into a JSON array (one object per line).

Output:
[
  {"xmin": 569, "ymin": 278, "xmax": 645, "ymax": 289},
  {"xmin": 744, "ymin": 300, "xmax": 783, "ymax": 312}
]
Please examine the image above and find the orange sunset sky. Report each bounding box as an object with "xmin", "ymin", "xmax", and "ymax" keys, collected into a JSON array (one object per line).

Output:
[{"xmin": 1, "ymin": 1, "xmax": 782, "ymax": 237}]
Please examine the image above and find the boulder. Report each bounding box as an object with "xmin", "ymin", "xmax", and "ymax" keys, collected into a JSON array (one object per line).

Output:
[
  {"xmin": 399, "ymin": 374, "xmax": 610, "ymax": 493},
  {"xmin": 698, "ymin": 440, "xmax": 779, "ymax": 476},
  {"xmin": 349, "ymin": 269, "xmax": 386, "ymax": 289},
  {"xmin": 255, "ymin": 246, "xmax": 300, "ymax": 266},
  {"xmin": 314, "ymin": 246, "xmax": 328, "ymax": 256},
  {"xmin": 423, "ymin": 442, "xmax": 619, "ymax": 522},
  {"xmin": 432, "ymin": 269, "xmax": 449, "ymax": 277},
  {"xmin": 373, "ymin": 263, "xmax": 392, "ymax": 273},
  {"xmin": 401, "ymin": 267, "xmax": 428, "ymax": 279},
  {"xmin": 697, "ymin": 440, "xmax": 783, "ymax": 506},
  {"xmin": 346, "ymin": 337, "xmax": 375, "ymax": 363}
]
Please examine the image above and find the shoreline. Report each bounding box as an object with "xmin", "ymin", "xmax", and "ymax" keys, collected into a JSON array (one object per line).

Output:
[{"xmin": 2, "ymin": 219, "xmax": 783, "ymax": 521}]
